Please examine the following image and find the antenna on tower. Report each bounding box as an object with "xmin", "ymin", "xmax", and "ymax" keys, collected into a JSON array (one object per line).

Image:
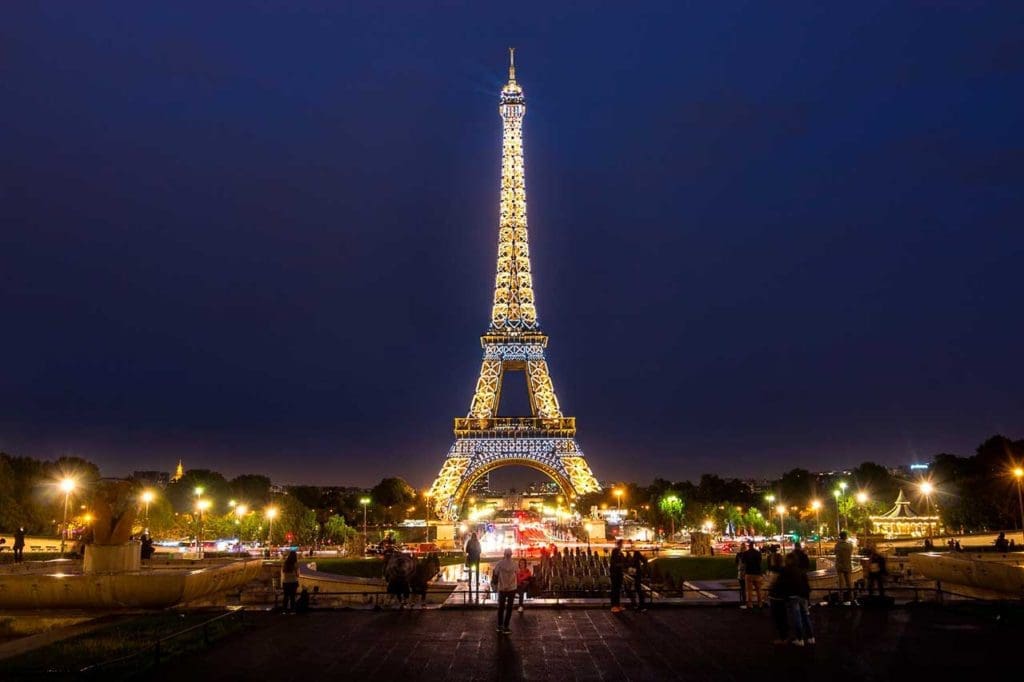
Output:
[{"xmin": 508, "ymin": 46, "xmax": 516, "ymax": 81}]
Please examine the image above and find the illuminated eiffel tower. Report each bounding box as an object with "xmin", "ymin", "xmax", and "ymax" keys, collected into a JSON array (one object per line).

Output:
[{"xmin": 427, "ymin": 50, "xmax": 601, "ymax": 521}]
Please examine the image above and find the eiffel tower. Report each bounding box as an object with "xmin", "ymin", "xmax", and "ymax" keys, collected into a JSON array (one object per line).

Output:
[{"xmin": 427, "ymin": 50, "xmax": 601, "ymax": 521}]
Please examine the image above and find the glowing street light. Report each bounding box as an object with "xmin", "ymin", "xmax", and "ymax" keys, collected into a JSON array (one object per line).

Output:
[
  {"xmin": 918, "ymin": 481, "xmax": 935, "ymax": 539},
  {"xmin": 614, "ymin": 488, "xmax": 624, "ymax": 511},
  {"xmin": 810, "ymin": 499, "xmax": 823, "ymax": 554},
  {"xmin": 1013, "ymin": 467, "xmax": 1024, "ymax": 545},
  {"xmin": 59, "ymin": 477, "xmax": 77, "ymax": 554},
  {"xmin": 265, "ymin": 506, "xmax": 279, "ymax": 548},
  {"xmin": 360, "ymin": 497, "xmax": 371, "ymax": 552},
  {"xmin": 423, "ymin": 490, "xmax": 433, "ymax": 544},
  {"xmin": 140, "ymin": 489, "xmax": 155, "ymax": 525},
  {"xmin": 856, "ymin": 491, "xmax": 869, "ymax": 505},
  {"xmin": 235, "ymin": 503, "xmax": 248, "ymax": 517},
  {"xmin": 832, "ymin": 489, "xmax": 843, "ymax": 535},
  {"xmin": 195, "ymin": 498, "xmax": 211, "ymax": 558},
  {"xmin": 776, "ymin": 504, "xmax": 786, "ymax": 547}
]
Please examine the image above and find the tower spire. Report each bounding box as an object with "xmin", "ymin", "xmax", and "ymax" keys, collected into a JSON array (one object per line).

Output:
[{"xmin": 492, "ymin": 49, "xmax": 533, "ymax": 332}]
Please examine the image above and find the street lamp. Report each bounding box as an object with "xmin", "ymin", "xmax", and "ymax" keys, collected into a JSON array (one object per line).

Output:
[
  {"xmin": 810, "ymin": 499, "xmax": 822, "ymax": 555},
  {"xmin": 765, "ymin": 494, "xmax": 776, "ymax": 533},
  {"xmin": 423, "ymin": 491, "xmax": 433, "ymax": 544},
  {"xmin": 833, "ymin": 489, "xmax": 842, "ymax": 535},
  {"xmin": 195, "ymin": 498, "xmax": 211, "ymax": 558},
  {"xmin": 360, "ymin": 497, "xmax": 370, "ymax": 552},
  {"xmin": 140, "ymin": 489, "xmax": 155, "ymax": 526},
  {"xmin": 614, "ymin": 488, "xmax": 624, "ymax": 511},
  {"xmin": 265, "ymin": 506, "xmax": 278, "ymax": 549},
  {"xmin": 1014, "ymin": 467, "xmax": 1024, "ymax": 545},
  {"xmin": 919, "ymin": 481, "xmax": 935, "ymax": 540},
  {"xmin": 776, "ymin": 504, "xmax": 786, "ymax": 549},
  {"xmin": 59, "ymin": 478, "xmax": 76, "ymax": 554}
]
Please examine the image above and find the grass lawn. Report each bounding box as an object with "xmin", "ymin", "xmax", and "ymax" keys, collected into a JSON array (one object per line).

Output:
[
  {"xmin": 311, "ymin": 554, "xmax": 465, "ymax": 578},
  {"xmin": 4, "ymin": 610, "xmax": 245, "ymax": 675}
]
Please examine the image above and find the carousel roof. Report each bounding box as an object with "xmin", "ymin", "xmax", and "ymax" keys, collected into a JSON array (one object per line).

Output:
[{"xmin": 870, "ymin": 489, "xmax": 933, "ymax": 520}]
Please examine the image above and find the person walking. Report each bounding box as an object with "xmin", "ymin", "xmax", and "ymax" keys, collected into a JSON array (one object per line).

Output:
[
  {"xmin": 465, "ymin": 532, "xmax": 482, "ymax": 603},
  {"xmin": 516, "ymin": 558, "xmax": 531, "ymax": 612},
  {"xmin": 13, "ymin": 527, "xmax": 26, "ymax": 563},
  {"xmin": 740, "ymin": 541, "xmax": 764, "ymax": 608},
  {"xmin": 492, "ymin": 548, "xmax": 518, "ymax": 633},
  {"xmin": 783, "ymin": 552, "xmax": 815, "ymax": 646},
  {"xmin": 609, "ymin": 539, "xmax": 626, "ymax": 613},
  {"xmin": 629, "ymin": 550, "xmax": 649, "ymax": 612},
  {"xmin": 281, "ymin": 550, "xmax": 299, "ymax": 612},
  {"xmin": 833, "ymin": 531, "xmax": 854, "ymax": 605}
]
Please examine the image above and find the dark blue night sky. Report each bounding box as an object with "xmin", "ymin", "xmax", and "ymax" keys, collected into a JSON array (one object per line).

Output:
[{"xmin": 2, "ymin": 2, "xmax": 1022, "ymax": 487}]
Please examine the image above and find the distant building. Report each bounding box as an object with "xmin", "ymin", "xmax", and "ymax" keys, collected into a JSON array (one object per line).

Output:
[
  {"xmin": 171, "ymin": 459, "xmax": 184, "ymax": 482},
  {"xmin": 132, "ymin": 470, "xmax": 170, "ymax": 488},
  {"xmin": 468, "ymin": 473, "xmax": 490, "ymax": 496}
]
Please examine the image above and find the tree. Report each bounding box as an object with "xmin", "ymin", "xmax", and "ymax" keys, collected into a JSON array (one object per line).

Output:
[
  {"xmin": 229, "ymin": 475, "xmax": 271, "ymax": 506},
  {"xmin": 370, "ymin": 477, "xmax": 416, "ymax": 522},
  {"xmin": 287, "ymin": 485, "xmax": 323, "ymax": 511},
  {"xmin": 166, "ymin": 470, "xmax": 231, "ymax": 513},
  {"xmin": 323, "ymin": 514, "xmax": 355, "ymax": 545}
]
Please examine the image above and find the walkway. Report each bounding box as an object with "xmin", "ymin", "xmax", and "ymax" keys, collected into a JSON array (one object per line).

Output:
[{"xmin": 151, "ymin": 603, "xmax": 1023, "ymax": 681}]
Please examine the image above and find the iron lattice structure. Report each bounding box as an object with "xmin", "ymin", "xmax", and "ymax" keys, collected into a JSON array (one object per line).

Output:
[{"xmin": 428, "ymin": 51, "xmax": 601, "ymax": 521}]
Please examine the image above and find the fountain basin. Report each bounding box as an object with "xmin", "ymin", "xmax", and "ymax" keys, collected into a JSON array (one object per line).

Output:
[{"xmin": 0, "ymin": 559, "xmax": 263, "ymax": 609}]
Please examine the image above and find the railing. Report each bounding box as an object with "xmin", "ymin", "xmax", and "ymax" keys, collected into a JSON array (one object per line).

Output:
[
  {"xmin": 453, "ymin": 416, "xmax": 576, "ymax": 437},
  {"xmin": 79, "ymin": 607, "xmax": 247, "ymax": 673}
]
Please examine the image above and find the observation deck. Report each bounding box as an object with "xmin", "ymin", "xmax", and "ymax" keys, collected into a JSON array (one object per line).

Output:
[{"xmin": 453, "ymin": 416, "xmax": 576, "ymax": 438}]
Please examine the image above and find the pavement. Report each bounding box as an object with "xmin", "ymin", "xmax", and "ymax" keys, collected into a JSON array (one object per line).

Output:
[{"xmin": 151, "ymin": 602, "xmax": 1024, "ymax": 681}]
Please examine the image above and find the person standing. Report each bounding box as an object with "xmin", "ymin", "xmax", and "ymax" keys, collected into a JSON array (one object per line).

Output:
[
  {"xmin": 783, "ymin": 552, "xmax": 815, "ymax": 646},
  {"xmin": 13, "ymin": 527, "xmax": 26, "ymax": 563},
  {"xmin": 492, "ymin": 548, "xmax": 518, "ymax": 633},
  {"xmin": 736, "ymin": 547, "xmax": 747, "ymax": 606},
  {"xmin": 281, "ymin": 550, "xmax": 299, "ymax": 612},
  {"xmin": 465, "ymin": 532, "xmax": 482, "ymax": 603},
  {"xmin": 791, "ymin": 541, "xmax": 811, "ymax": 571},
  {"xmin": 866, "ymin": 548, "xmax": 887, "ymax": 598},
  {"xmin": 516, "ymin": 558, "xmax": 531, "ymax": 612},
  {"xmin": 630, "ymin": 550, "xmax": 649, "ymax": 612},
  {"xmin": 740, "ymin": 542, "xmax": 764, "ymax": 608},
  {"xmin": 833, "ymin": 531, "xmax": 854, "ymax": 605},
  {"xmin": 609, "ymin": 539, "xmax": 626, "ymax": 613}
]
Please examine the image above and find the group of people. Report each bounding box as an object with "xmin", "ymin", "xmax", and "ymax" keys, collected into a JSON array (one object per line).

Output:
[
  {"xmin": 489, "ymin": 548, "xmax": 534, "ymax": 633},
  {"xmin": 610, "ymin": 538, "xmax": 648, "ymax": 613},
  {"xmin": 736, "ymin": 540, "xmax": 815, "ymax": 646}
]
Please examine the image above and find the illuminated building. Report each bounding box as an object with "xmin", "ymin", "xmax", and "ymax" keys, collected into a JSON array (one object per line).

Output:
[
  {"xmin": 869, "ymin": 489, "xmax": 941, "ymax": 538},
  {"xmin": 427, "ymin": 50, "xmax": 601, "ymax": 521},
  {"xmin": 172, "ymin": 459, "xmax": 184, "ymax": 482}
]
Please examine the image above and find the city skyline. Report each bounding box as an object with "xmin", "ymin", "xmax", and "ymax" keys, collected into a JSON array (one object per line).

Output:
[{"xmin": 2, "ymin": 3, "xmax": 1022, "ymax": 487}]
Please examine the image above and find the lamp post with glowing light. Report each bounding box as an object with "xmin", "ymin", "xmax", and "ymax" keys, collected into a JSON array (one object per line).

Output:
[
  {"xmin": 1014, "ymin": 467, "xmax": 1024, "ymax": 545},
  {"xmin": 423, "ymin": 491, "xmax": 433, "ymax": 544},
  {"xmin": 265, "ymin": 506, "xmax": 278, "ymax": 549},
  {"xmin": 765, "ymin": 494, "xmax": 776, "ymax": 534},
  {"xmin": 360, "ymin": 497, "xmax": 370, "ymax": 552},
  {"xmin": 832, "ymin": 489, "xmax": 842, "ymax": 535},
  {"xmin": 59, "ymin": 478, "xmax": 76, "ymax": 553},
  {"xmin": 919, "ymin": 481, "xmax": 935, "ymax": 540},
  {"xmin": 855, "ymin": 491, "xmax": 869, "ymax": 534},
  {"xmin": 195, "ymin": 498, "xmax": 210, "ymax": 558},
  {"xmin": 810, "ymin": 499, "xmax": 822, "ymax": 555},
  {"xmin": 614, "ymin": 488, "xmax": 624, "ymax": 512},
  {"xmin": 776, "ymin": 504, "xmax": 786, "ymax": 550},
  {"xmin": 141, "ymin": 490, "xmax": 155, "ymax": 526}
]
